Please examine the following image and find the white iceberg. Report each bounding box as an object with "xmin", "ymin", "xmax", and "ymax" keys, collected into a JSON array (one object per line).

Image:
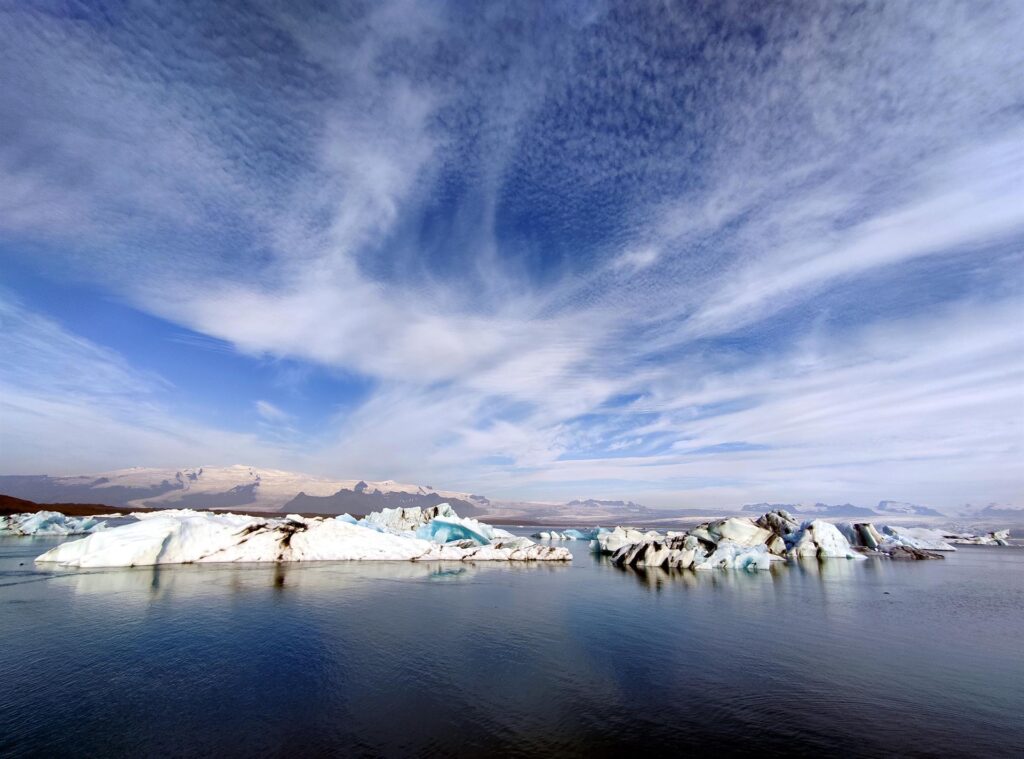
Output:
[
  {"xmin": 611, "ymin": 535, "xmax": 782, "ymax": 572},
  {"xmin": 878, "ymin": 525, "xmax": 957, "ymax": 552},
  {"xmin": 695, "ymin": 541, "xmax": 782, "ymax": 571},
  {"xmin": 34, "ymin": 506, "xmax": 570, "ymax": 567},
  {"xmin": 591, "ymin": 526, "xmax": 663, "ymax": 554},
  {"xmin": 786, "ymin": 520, "xmax": 866, "ymax": 560},
  {"xmin": 532, "ymin": 527, "xmax": 608, "ymax": 541},
  {"xmin": 946, "ymin": 529, "xmax": 1011, "ymax": 546},
  {"xmin": 1, "ymin": 511, "xmax": 109, "ymax": 536},
  {"xmin": 359, "ymin": 504, "xmax": 458, "ymax": 534},
  {"xmin": 607, "ymin": 511, "xmax": 870, "ymax": 571},
  {"xmin": 838, "ymin": 521, "xmax": 965, "ymax": 556},
  {"xmin": 706, "ymin": 517, "xmax": 773, "ymax": 548}
]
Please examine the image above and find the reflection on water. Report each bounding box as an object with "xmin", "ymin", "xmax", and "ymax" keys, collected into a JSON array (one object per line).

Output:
[
  {"xmin": 22, "ymin": 549, "xmax": 571, "ymax": 604},
  {"xmin": 1, "ymin": 537, "xmax": 1022, "ymax": 758}
]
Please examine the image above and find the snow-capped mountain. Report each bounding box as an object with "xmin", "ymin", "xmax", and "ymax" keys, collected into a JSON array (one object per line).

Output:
[
  {"xmin": 957, "ymin": 503, "xmax": 1024, "ymax": 521},
  {"xmin": 741, "ymin": 502, "xmax": 877, "ymax": 517},
  {"xmin": 875, "ymin": 500, "xmax": 944, "ymax": 517},
  {"xmin": 0, "ymin": 466, "xmax": 488, "ymax": 515}
]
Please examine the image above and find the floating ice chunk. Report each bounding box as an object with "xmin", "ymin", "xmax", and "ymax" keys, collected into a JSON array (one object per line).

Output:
[
  {"xmin": 707, "ymin": 517, "xmax": 773, "ymax": 547},
  {"xmin": 359, "ymin": 504, "xmax": 458, "ymax": 534},
  {"xmin": 755, "ymin": 510, "xmax": 800, "ymax": 536},
  {"xmin": 694, "ymin": 541, "xmax": 779, "ymax": 571},
  {"xmin": 879, "ymin": 525, "xmax": 956, "ymax": 551},
  {"xmin": 35, "ymin": 507, "xmax": 570, "ymax": 567},
  {"xmin": 416, "ymin": 515, "xmax": 492, "ymax": 545},
  {"xmin": 334, "ymin": 513, "xmax": 358, "ymax": 525},
  {"xmin": 532, "ymin": 530, "xmax": 564, "ymax": 540},
  {"xmin": 787, "ymin": 520, "xmax": 866, "ymax": 560},
  {"xmin": 0, "ymin": 511, "xmax": 109, "ymax": 536},
  {"xmin": 592, "ymin": 526, "xmax": 663, "ymax": 554},
  {"xmin": 565, "ymin": 528, "xmax": 600, "ymax": 540},
  {"xmin": 948, "ymin": 529, "xmax": 1011, "ymax": 546},
  {"xmin": 532, "ymin": 527, "xmax": 607, "ymax": 541}
]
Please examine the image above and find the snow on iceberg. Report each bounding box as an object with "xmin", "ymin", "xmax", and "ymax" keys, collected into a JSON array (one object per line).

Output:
[
  {"xmin": 1, "ymin": 511, "xmax": 109, "ymax": 536},
  {"xmin": 359, "ymin": 504, "xmax": 458, "ymax": 533},
  {"xmin": 34, "ymin": 506, "xmax": 570, "ymax": 567}
]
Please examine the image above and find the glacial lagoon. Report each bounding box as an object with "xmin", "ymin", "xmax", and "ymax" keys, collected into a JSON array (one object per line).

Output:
[{"xmin": 1, "ymin": 532, "xmax": 1022, "ymax": 757}]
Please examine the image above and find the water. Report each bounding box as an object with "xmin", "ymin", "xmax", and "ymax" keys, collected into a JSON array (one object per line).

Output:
[{"xmin": 1, "ymin": 533, "xmax": 1022, "ymax": 757}]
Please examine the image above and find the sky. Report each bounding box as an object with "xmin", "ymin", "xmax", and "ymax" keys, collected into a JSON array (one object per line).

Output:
[{"xmin": 0, "ymin": 0, "xmax": 1022, "ymax": 509}]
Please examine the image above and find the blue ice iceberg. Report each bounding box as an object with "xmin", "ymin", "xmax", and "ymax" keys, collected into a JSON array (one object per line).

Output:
[{"xmin": 416, "ymin": 517, "xmax": 492, "ymax": 545}]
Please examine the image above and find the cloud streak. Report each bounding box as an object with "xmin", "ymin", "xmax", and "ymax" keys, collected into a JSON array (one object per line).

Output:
[{"xmin": 0, "ymin": 1, "xmax": 1021, "ymax": 508}]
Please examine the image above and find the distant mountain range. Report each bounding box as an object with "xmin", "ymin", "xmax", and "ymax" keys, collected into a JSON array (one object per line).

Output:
[
  {"xmin": 1, "ymin": 466, "xmax": 1017, "ymax": 521},
  {"xmin": 0, "ymin": 468, "xmax": 714, "ymax": 521},
  {"xmin": 741, "ymin": 500, "xmax": 944, "ymax": 517},
  {"xmin": 0, "ymin": 467, "xmax": 489, "ymax": 516}
]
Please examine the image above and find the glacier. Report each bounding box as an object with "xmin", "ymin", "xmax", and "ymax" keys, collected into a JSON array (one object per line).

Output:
[
  {"xmin": 1, "ymin": 511, "xmax": 109, "ymax": 536},
  {"xmin": 33, "ymin": 505, "xmax": 570, "ymax": 567}
]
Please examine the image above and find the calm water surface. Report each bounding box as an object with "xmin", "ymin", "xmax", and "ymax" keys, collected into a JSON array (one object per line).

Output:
[{"xmin": 1, "ymin": 532, "xmax": 1022, "ymax": 758}]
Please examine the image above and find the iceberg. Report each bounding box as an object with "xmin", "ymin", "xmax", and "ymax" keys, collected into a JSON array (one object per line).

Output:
[
  {"xmin": 34, "ymin": 505, "xmax": 571, "ymax": 567},
  {"xmin": 878, "ymin": 525, "xmax": 956, "ymax": 552},
  {"xmin": 611, "ymin": 535, "xmax": 783, "ymax": 572},
  {"xmin": 359, "ymin": 504, "xmax": 458, "ymax": 533},
  {"xmin": 786, "ymin": 520, "xmax": 866, "ymax": 560},
  {"xmin": 604, "ymin": 510, "xmax": 876, "ymax": 572},
  {"xmin": 706, "ymin": 517, "xmax": 773, "ymax": 547},
  {"xmin": 946, "ymin": 529, "xmax": 1011, "ymax": 546},
  {"xmin": 0, "ymin": 511, "xmax": 109, "ymax": 536},
  {"xmin": 531, "ymin": 527, "xmax": 608, "ymax": 541},
  {"xmin": 415, "ymin": 515, "xmax": 504, "ymax": 545},
  {"xmin": 591, "ymin": 526, "xmax": 663, "ymax": 554},
  {"xmin": 695, "ymin": 541, "xmax": 781, "ymax": 571},
  {"xmin": 837, "ymin": 522, "xmax": 1012, "ymax": 552}
]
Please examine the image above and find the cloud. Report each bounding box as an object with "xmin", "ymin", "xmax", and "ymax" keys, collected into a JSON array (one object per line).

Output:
[
  {"xmin": 0, "ymin": 1, "xmax": 1022, "ymax": 506},
  {"xmin": 0, "ymin": 295, "xmax": 288, "ymax": 474},
  {"xmin": 255, "ymin": 400, "xmax": 291, "ymax": 423},
  {"xmin": 611, "ymin": 246, "xmax": 660, "ymax": 272}
]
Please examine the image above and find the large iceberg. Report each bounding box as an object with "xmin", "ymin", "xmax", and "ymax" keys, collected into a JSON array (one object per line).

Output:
[
  {"xmin": 609, "ymin": 510, "xmax": 991, "ymax": 570},
  {"xmin": 606, "ymin": 510, "xmax": 896, "ymax": 572},
  {"xmin": 1, "ymin": 511, "xmax": 109, "ymax": 536},
  {"xmin": 34, "ymin": 505, "xmax": 571, "ymax": 568}
]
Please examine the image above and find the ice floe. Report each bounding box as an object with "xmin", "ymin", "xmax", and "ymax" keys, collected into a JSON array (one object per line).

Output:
[
  {"xmin": 34, "ymin": 505, "xmax": 571, "ymax": 567},
  {"xmin": 531, "ymin": 528, "xmax": 608, "ymax": 541},
  {"xmin": 1, "ymin": 511, "xmax": 109, "ymax": 536},
  {"xmin": 598, "ymin": 509, "xmax": 988, "ymax": 571},
  {"xmin": 947, "ymin": 529, "xmax": 1011, "ymax": 546},
  {"xmin": 592, "ymin": 526, "xmax": 665, "ymax": 555}
]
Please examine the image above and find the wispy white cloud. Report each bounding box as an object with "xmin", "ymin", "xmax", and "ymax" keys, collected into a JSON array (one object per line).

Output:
[
  {"xmin": 0, "ymin": 295, "xmax": 289, "ymax": 474},
  {"xmin": 255, "ymin": 400, "xmax": 291, "ymax": 424},
  {"xmin": 0, "ymin": 1, "xmax": 1021, "ymax": 507}
]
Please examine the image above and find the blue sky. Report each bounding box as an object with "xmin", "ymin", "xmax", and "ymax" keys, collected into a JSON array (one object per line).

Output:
[{"xmin": 1, "ymin": 0, "xmax": 1022, "ymax": 508}]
